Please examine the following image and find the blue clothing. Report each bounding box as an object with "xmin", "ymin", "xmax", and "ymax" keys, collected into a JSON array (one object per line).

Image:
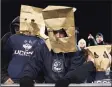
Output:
[{"xmin": 2, "ymin": 34, "xmax": 45, "ymax": 82}]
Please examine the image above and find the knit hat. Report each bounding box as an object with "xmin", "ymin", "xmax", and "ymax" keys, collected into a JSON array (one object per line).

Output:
[{"xmin": 96, "ymin": 33, "xmax": 103, "ymax": 38}]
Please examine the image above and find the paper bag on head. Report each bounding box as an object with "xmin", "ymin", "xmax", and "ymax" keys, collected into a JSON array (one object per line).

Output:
[
  {"xmin": 42, "ymin": 5, "xmax": 77, "ymax": 53},
  {"xmin": 110, "ymin": 45, "xmax": 112, "ymax": 56},
  {"xmin": 87, "ymin": 45, "xmax": 111, "ymax": 71},
  {"xmin": 20, "ymin": 5, "xmax": 46, "ymax": 36},
  {"xmin": 104, "ymin": 45, "xmax": 112, "ymax": 54}
]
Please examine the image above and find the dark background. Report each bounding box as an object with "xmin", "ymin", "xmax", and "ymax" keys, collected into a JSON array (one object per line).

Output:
[{"xmin": 1, "ymin": 0, "xmax": 112, "ymax": 43}]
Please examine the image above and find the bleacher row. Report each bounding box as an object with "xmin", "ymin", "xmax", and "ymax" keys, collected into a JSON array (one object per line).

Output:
[{"xmin": 1, "ymin": 83, "xmax": 112, "ymax": 87}]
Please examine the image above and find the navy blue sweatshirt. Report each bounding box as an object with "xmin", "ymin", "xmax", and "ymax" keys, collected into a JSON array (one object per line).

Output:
[
  {"xmin": 22, "ymin": 42, "xmax": 92, "ymax": 83},
  {"xmin": 1, "ymin": 34, "xmax": 45, "ymax": 83}
]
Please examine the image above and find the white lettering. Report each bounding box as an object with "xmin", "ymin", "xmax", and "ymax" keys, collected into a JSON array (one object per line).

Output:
[
  {"xmin": 93, "ymin": 80, "xmax": 111, "ymax": 83},
  {"xmin": 14, "ymin": 50, "xmax": 33, "ymax": 56},
  {"xmin": 14, "ymin": 50, "xmax": 18, "ymax": 54}
]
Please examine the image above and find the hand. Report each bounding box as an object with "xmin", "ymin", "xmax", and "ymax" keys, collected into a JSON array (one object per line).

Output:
[
  {"xmin": 20, "ymin": 76, "xmax": 34, "ymax": 87},
  {"xmin": 88, "ymin": 34, "xmax": 94, "ymax": 39},
  {"xmin": 4, "ymin": 78, "xmax": 14, "ymax": 84},
  {"xmin": 87, "ymin": 55, "xmax": 94, "ymax": 64},
  {"xmin": 55, "ymin": 79, "xmax": 70, "ymax": 87}
]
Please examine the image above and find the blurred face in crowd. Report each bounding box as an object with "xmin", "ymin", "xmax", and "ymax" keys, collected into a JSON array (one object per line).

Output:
[
  {"xmin": 14, "ymin": 25, "xmax": 20, "ymax": 34},
  {"xmin": 54, "ymin": 32, "xmax": 65, "ymax": 38},
  {"xmin": 78, "ymin": 39, "xmax": 86, "ymax": 49},
  {"xmin": 96, "ymin": 36, "xmax": 103, "ymax": 43}
]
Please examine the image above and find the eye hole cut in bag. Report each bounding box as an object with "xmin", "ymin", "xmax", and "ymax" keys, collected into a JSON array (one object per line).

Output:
[
  {"xmin": 94, "ymin": 52, "xmax": 99, "ymax": 58},
  {"xmin": 53, "ymin": 28, "xmax": 68, "ymax": 38},
  {"xmin": 103, "ymin": 51, "xmax": 109, "ymax": 58},
  {"xmin": 87, "ymin": 45, "xmax": 111, "ymax": 71}
]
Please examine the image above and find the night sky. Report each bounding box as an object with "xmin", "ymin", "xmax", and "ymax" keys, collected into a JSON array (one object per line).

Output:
[{"xmin": 1, "ymin": 0, "xmax": 111, "ymax": 43}]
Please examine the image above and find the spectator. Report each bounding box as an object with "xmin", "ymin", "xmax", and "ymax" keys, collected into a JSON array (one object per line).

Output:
[
  {"xmin": 78, "ymin": 38, "xmax": 86, "ymax": 50},
  {"xmin": 20, "ymin": 5, "xmax": 95, "ymax": 87},
  {"xmin": 1, "ymin": 16, "xmax": 20, "ymax": 84},
  {"xmin": 1, "ymin": 16, "xmax": 20, "ymax": 55},
  {"xmin": 88, "ymin": 33, "xmax": 105, "ymax": 46},
  {"xmin": 95, "ymin": 33, "xmax": 105, "ymax": 45},
  {"xmin": 20, "ymin": 29, "xmax": 95, "ymax": 87},
  {"xmin": 1, "ymin": 5, "xmax": 45, "ymax": 84},
  {"xmin": 86, "ymin": 45, "xmax": 111, "ymax": 82}
]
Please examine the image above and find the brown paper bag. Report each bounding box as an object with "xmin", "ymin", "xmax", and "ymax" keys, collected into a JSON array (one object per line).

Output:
[
  {"xmin": 20, "ymin": 5, "xmax": 45, "ymax": 36},
  {"xmin": 42, "ymin": 5, "xmax": 77, "ymax": 53},
  {"xmin": 104, "ymin": 45, "xmax": 111, "ymax": 53},
  {"xmin": 87, "ymin": 45, "xmax": 111, "ymax": 71}
]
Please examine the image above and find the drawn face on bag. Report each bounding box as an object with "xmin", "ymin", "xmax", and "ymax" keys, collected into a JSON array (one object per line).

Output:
[
  {"xmin": 87, "ymin": 45, "xmax": 111, "ymax": 71},
  {"xmin": 20, "ymin": 5, "xmax": 45, "ymax": 36},
  {"xmin": 42, "ymin": 5, "xmax": 77, "ymax": 53}
]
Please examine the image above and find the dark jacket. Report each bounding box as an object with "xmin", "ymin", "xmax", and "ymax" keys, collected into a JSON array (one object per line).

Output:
[
  {"xmin": 88, "ymin": 38, "xmax": 105, "ymax": 46},
  {"xmin": 1, "ymin": 16, "xmax": 20, "ymax": 61},
  {"xmin": 22, "ymin": 42, "xmax": 95, "ymax": 83},
  {"xmin": 1, "ymin": 16, "xmax": 20, "ymax": 68},
  {"xmin": 1, "ymin": 34, "xmax": 45, "ymax": 83}
]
